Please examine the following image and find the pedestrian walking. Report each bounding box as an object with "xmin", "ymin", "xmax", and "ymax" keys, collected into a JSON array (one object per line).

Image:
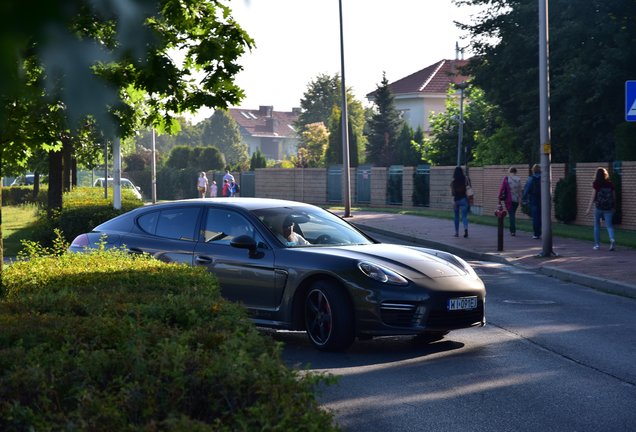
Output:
[
  {"xmin": 196, "ymin": 172, "xmax": 209, "ymax": 198},
  {"xmin": 585, "ymin": 167, "xmax": 616, "ymax": 251},
  {"xmin": 209, "ymin": 180, "xmax": 218, "ymax": 198},
  {"xmin": 498, "ymin": 166, "xmax": 523, "ymax": 236},
  {"xmin": 522, "ymin": 164, "xmax": 542, "ymax": 239},
  {"xmin": 222, "ymin": 179, "xmax": 230, "ymax": 197},
  {"xmin": 223, "ymin": 170, "xmax": 235, "ymax": 184},
  {"xmin": 450, "ymin": 166, "xmax": 470, "ymax": 238}
]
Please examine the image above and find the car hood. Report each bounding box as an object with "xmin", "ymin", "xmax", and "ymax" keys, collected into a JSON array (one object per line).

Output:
[{"xmin": 298, "ymin": 243, "xmax": 471, "ymax": 280}]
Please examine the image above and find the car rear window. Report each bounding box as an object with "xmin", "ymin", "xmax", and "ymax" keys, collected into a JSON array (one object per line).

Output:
[{"xmin": 138, "ymin": 207, "xmax": 200, "ymax": 241}]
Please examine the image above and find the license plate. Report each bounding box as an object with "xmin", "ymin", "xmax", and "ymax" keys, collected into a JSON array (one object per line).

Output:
[{"xmin": 448, "ymin": 296, "xmax": 478, "ymax": 311}]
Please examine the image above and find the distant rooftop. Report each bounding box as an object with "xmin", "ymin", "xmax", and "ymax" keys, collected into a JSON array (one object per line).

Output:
[{"xmin": 228, "ymin": 105, "xmax": 300, "ymax": 138}]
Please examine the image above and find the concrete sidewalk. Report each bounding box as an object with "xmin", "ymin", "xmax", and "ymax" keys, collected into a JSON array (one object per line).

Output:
[{"xmin": 347, "ymin": 211, "xmax": 636, "ymax": 298}]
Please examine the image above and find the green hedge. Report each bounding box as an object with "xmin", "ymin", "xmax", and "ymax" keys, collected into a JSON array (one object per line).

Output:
[
  {"xmin": 0, "ymin": 250, "xmax": 337, "ymax": 431},
  {"xmin": 554, "ymin": 173, "xmax": 577, "ymax": 224},
  {"xmin": 1, "ymin": 186, "xmax": 48, "ymax": 206},
  {"xmin": 31, "ymin": 187, "xmax": 144, "ymax": 247}
]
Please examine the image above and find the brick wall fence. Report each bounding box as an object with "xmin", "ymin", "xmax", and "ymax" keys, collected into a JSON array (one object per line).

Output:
[{"xmin": 244, "ymin": 163, "xmax": 635, "ymax": 230}]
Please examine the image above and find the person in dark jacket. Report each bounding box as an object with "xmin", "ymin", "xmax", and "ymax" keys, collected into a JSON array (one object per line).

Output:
[
  {"xmin": 522, "ymin": 164, "xmax": 542, "ymax": 239},
  {"xmin": 585, "ymin": 167, "xmax": 616, "ymax": 251}
]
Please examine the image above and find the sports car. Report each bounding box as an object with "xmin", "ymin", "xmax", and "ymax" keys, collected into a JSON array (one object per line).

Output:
[{"xmin": 70, "ymin": 198, "xmax": 486, "ymax": 351}]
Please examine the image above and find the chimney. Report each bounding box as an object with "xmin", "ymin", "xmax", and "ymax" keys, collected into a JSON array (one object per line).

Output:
[
  {"xmin": 265, "ymin": 118, "xmax": 278, "ymax": 132},
  {"xmin": 259, "ymin": 105, "xmax": 273, "ymax": 117}
]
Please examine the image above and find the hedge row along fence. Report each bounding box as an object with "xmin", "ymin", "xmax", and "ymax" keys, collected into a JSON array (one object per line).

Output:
[{"xmin": 0, "ymin": 249, "xmax": 338, "ymax": 431}]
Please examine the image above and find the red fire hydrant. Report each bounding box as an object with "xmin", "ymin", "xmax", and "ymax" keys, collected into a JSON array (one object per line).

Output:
[{"xmin": 495, "ymin": 204, "xmax": 508, "ymax": 251}]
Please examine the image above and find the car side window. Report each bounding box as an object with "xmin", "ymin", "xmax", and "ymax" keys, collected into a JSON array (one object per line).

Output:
[
  {"xmin": 203, "ymin": 209, "xmax": 260, "ymax": 245},
  {"xmin": 138, "ymin": 207, "xmax": 200, "ymax": 241}
]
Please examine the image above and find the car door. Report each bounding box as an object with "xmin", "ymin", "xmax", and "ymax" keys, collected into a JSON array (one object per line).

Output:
[
  {"xmin": 193, "ymin": 208, "xmax": 283, "ymax": 310},
  {"xmin": 125, "ymin": 206, "xmax": 201, "ymax": 264}
]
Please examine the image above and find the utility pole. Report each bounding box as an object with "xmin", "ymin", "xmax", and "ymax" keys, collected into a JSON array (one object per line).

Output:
[
  {"xmin": 538, "ymin": 0, "xmax": 554, "ymax": 256},
  {"xmin": 339, "ymin": 0, "xmax": 351, "ymax": 217}
]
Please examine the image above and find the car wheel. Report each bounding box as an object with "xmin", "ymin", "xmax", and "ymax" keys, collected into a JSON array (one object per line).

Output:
[{"xmin": 304, "ymin": 281, "xmax": 355, "ymax": 351}]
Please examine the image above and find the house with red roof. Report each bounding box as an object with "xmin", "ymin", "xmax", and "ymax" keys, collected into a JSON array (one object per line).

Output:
[
  {"xmin": 228, "ymin": 105, "xmax": 300, "ymax": 161},
  {"xmin": 366, "ymin": 58, "xmax": 470, "ymax": 134}
]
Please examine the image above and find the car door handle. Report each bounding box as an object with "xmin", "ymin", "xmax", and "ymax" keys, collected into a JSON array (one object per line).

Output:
[{"xmin": 195, "ymin": 255, "xmax": 213, "ymax": 265}]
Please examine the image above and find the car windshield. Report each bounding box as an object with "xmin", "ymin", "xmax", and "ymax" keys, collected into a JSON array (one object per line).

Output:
[{"xmin": 252, "ymin": 206, "xmax": 373, "ymax": 248}]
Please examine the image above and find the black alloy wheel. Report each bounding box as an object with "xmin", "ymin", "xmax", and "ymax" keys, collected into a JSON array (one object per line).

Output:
[{"xmin": 304, "ymin": 281, "xmax": 355, "ymax": 351}]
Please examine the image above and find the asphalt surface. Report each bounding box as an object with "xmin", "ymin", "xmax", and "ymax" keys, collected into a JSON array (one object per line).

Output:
[{"xmin": 346, "ymin": 211, "xmax": 636, "ymax": 299}]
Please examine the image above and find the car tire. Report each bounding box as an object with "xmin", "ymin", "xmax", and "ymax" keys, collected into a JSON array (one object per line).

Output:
[{"xmin": 304, "ymin": 281, "xmax": 355, "ymax": 352}]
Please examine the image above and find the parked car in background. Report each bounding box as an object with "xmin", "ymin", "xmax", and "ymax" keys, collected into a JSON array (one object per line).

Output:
[
  {"xmin": 93, "ymin": 177, "xmax": 142, "ymax": 200},
  {"xmin": 10, "ymin": 174, "xmax": 35, "ymax": 186},
  {"xmin": 70, "ymin": 198, "xmax": 486, "ymax": 351}
]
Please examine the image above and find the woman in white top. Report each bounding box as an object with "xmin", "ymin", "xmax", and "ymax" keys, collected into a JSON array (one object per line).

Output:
[{"xmin": 196, "ymin": 172, "xmax": 209, "ymax": 198}]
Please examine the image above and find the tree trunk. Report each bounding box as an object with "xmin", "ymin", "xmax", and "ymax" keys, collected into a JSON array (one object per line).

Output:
[
  {"xmin": 71, "ymin": 158, "xmax": 78, "ymax": 187},
  {"xmin": 63, "ymin": 137, "xmax": 72, "ymax": 192},
  {"xmin": 1, "ymin": 147, "xmax": 4, "ymax": 276},
  {"xmin": 48, "ymin": 149, "xmax": 64, "ymax": 215},
  {"xmin": 33, "ymin": 171, "xmax": 40, "ymax": 200}
]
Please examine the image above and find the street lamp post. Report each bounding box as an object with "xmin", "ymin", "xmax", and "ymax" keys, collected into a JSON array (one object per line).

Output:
[
  {"xmin": 538, "ymin": 0, "xmax": 554, "ymax": 256},
  {"xmin": 339, "ymin": 0, "xmax": 351, "ymax": 217},
  {"xmin": 455, "ymin": 81, "xmax": 468, "ymax": 167}
]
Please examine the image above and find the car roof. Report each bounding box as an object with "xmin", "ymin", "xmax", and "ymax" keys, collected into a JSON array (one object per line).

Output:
[{"xmin": 141, "ymin": 197, "xmax": 316, "ymax": 211}]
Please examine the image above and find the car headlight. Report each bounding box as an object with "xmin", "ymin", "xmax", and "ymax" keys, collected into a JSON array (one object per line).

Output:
[{"xmin": 358, "ymin": 261, "xmax": 408, "ymax": 285}]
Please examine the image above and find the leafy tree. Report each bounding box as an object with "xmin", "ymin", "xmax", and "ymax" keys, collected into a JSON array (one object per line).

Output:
[
  {"xmin": 366, "ymin": 73, "xmax": 405, "ymax": 166},
  {"xmin": 200, "ymin": 110, "xmax": 248, "ymax": 169},
  {"xmin": 196, "ymin": 146, "xmax": 226, "ymax": 172},
  {"xmin": 296, "ymin": 73, "xmax": 367, "ymax": 158},
  {"xmin": 1, "ymin": 0, "xmax": 254, "ymax": 267},
  {"xmin": 298, "ymin": 122, "xmax": 329, "ymax": 168},
  {"xmin": 166, "ymin": 146, "xmax": 194, "ymax": 169},
  {"xmin": 454, "ymin": 0, "xmax": 636, "ymax": 163}
]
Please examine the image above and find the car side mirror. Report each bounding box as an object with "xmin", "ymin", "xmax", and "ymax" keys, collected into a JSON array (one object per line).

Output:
[{"xmin": 230, "ymin": 235, "xmax": 257, "ymax": 252}]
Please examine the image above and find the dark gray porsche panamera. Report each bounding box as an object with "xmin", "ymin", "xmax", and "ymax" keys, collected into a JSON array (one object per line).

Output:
[{"xmin": 70, "ymin": 198, "xmax": 485, "ymax": 351}]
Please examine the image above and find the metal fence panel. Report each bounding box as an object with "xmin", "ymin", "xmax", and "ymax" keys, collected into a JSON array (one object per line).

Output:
[
  {"xmin": 239, "ymin": 171, "xmax": 255, "ymax": 197},
  {"xmin": 327, "ymin": 165, "xmax": 343, "ymax": 203},
  {"xmin": 413, "ymin": 164, "xmax": 431, "ymax": 207},
  {"xmin": 356, "ymin": 164, "xmax": 372, "ymax": 204},
  {"xmin": 387, "ymin": 165, "xmax": 403, "ymax": 205}
]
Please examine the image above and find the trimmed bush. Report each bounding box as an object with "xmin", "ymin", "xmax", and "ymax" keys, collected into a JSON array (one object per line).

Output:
[
  {"xmin": 31, "ymin": 187, "xmax": 144, "ymax": 247},
  {"xmin": 554, "ymin": 173, "xmax": 577, "ymax": 224},
  {"xmin": 2, "ymin": 186, "xmax": 47, "ymax": 206},
  {"xmin": 0, "ymin": 250, "xmax": 337, "ymax": 431}
]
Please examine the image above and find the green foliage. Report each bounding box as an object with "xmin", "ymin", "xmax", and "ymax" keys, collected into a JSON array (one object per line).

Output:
[
  {"xmin": 30, "ymin": 187, "xmax": 143, "ymax": 248},
  {"xmin": 157, "ymin": 167, "xmax": 201, "ymax": 200},
  {"xmin": 366, "ymin": 73, "xmax": 405, "ymax": 166},
  {"xmin": 455, "ymin": 0, "xmax": 636, "ymax": 163},
  {"xmin": 200, "ymin": 110, "xmax": 248, "ymax": 169},
  {"xmin": 0, "ymin": 250, "xmax": 337, "ymax": 431},
  {"xmin": 1, "ymin": 186, "xmax": 48, "ymax": 206},
  {"xmin": 296, "ymin": 73, "xmax": 367, "ymax": 161},
  {"xmin": 249, "ymin": 149, "xmax": 268, "ymax": 170},
  {"xmin": 553, "ymin": 173, "xmax": 577, "ymax": 224}
]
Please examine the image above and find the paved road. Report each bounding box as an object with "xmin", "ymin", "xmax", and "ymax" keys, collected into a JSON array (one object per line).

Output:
[{"xmin": 275, "ymin": 260, "xmax": 636, "ymax": 432}]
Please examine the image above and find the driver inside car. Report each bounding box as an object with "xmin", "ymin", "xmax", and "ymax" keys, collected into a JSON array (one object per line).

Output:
[{"xmin": 282, "ymin": 216, "xmax": 310, "ymax": 246}]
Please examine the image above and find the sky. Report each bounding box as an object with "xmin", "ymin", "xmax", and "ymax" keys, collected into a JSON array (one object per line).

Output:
[{"xmin": 191, "ymin": 0, "xmax": 481, "ymax": 123}]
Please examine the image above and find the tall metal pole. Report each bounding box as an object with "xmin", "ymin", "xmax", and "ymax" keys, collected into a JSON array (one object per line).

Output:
[
  {"xmin": 539, "ymin": 0, "xmax": 553, "ymax": 256},
  {"xmin": 113, "ymin": 137, "xmax": 121, "ymax": 210},
  {"xmin": 151, "ymin": 129, "xmax": 157, "ymax": 204},
  {"xmin": 339, "ymin": 0, "xmax": 351, "ymax": 218}
]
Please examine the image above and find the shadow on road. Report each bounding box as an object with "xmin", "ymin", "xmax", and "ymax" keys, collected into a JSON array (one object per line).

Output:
[{"xmin": 258, "ymin": 329, "xmax": 465, "ymax": 370}]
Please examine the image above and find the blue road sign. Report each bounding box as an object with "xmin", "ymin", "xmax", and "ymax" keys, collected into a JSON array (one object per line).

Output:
[{"xmin": 626, "ymin": 81, "xmax": 636, "ymax": 121}]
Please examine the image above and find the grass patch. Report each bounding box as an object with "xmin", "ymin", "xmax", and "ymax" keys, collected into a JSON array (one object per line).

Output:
[
  {"xmin": 330, "ymin": 206, "xmax": 636, "ymax": 249},
  {"xmin": 2, "ymin": 203, "xmax": 40, "ymax": 256}
]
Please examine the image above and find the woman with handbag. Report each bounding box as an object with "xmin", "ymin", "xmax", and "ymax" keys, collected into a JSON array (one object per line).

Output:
[{"xmin": 451, "ymin": 166, "xmax": 470, "ymax": 238}]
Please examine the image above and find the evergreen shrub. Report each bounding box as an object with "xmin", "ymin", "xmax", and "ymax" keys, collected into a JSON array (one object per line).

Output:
[
  {"xmin": 553, "ymin": 173, "xmax": 577, "ymax": 223},
  {"xmin": 0, "ymin": 249, "xmax": 337, "ymax": 431}
]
